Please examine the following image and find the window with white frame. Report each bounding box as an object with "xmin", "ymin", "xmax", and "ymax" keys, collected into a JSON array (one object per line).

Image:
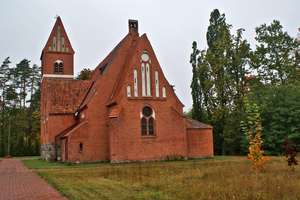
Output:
[{"xmin": 141, "ymin": 52, "xmax": 151, "ymax": 96}]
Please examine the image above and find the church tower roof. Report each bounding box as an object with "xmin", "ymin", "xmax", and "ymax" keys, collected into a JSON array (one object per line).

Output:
[{"xmin": 40, "ymin": 16, "xmax": 74, "ymax": 60}]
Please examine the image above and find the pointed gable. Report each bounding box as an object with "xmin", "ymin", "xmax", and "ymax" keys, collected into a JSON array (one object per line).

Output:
[
  {"xmin": 108, "ymin": 32, "xmax": 184, "ymax": 107},
  {"xmin": 41, "ymin": 16, "xmax": 74, "ymax": 59},
  {"xmin": 139, "ymin": 34, "xmax": 184, "ymax": 106}
]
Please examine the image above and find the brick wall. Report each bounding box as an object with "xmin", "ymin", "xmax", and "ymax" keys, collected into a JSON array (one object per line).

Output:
[{"xmin": 187, "ymin": 128, "xmax": 214, "ymax": 158}]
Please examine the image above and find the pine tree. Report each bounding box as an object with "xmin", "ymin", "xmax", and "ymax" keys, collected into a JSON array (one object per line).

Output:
[{"xmin": 0, "ymin": 57, "xmax": 11, "ymax": 156}]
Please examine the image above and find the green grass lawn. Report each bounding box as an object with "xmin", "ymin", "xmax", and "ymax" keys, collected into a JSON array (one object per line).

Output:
[{"xmin": 24, "ymin": 157, "xmax": 300, "ymax": 200}]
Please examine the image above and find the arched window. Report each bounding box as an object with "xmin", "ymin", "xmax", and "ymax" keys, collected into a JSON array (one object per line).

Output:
[
  {"xmin": 59, "ymin": 62, "xmax": 63, "ymax": 73},
  {"xmin": 141, "ymin": 117, "xmax": 147, "ymax": 135},
  {"xmin": 54, "ymin": 62, "xmax": 59, "ymax": 73},
  {"xmin": 54, "ymin": 60, "xmax": 63, "ymax": 74},
  {"xmin": 141, "ymin": 52, "xmax": 151, "ymax": 97},
  {"xmin": 148, "ymin": 117, "xmax": 154, "ymax": 135},
  {"xmin": 141, "ymin": 106, "xmax": 155, "ymax": 136}
]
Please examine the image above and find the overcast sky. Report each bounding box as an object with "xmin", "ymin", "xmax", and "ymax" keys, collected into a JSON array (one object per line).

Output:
[{"xmin": 1, "ymin": 0, "xmax": 299, "ymax": 111}]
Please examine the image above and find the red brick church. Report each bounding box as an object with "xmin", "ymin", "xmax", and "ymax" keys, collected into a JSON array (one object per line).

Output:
[{"xmin": 40, "ymin": 17, "xmax": 213, "ymax": 162}]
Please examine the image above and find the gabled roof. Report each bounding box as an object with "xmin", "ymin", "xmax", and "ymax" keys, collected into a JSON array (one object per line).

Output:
[
  {"xmin": 77, "ymin": 33, "xmax": 134, "ymax": 111},
  {"xmin": 76, "ymin": 30, "xmax": 186, "ymax": 112},
  {"xmin": 41, "ymin": 16, "xmax": 74, "ymax": 60},
  {"xmin": 108, "ymin": 35, "xmax": 140, "ymax": 104},
  {"xmin": 185, "ymin": 118, "xmax": 213, "ymax": 129},
  {"xmin": 55, "ymin": 120, "xmax": 88, "ymax": 141},
  {"xmin": 46, "ymin": 79, "xmax": 91, "ymax": 114},
  {"xmin": 90, "ymin": 34, "xmax": 131, "ymax": 81}
]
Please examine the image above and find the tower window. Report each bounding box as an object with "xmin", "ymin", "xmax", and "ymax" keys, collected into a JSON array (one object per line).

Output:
[
  {"xmin": 54, "ymin": 60, "xmax": 63, "ymax": 74},
  {"xmin": 59, "ymin": 62, "xmax": 64, "ymax": 73},
  {"xmin": 54, "ymin": 62, "xmax": 59, "ymax": 73},
  {"xmin": 141, "ymin": 106, "xmax": 155, "ymax": 136}
]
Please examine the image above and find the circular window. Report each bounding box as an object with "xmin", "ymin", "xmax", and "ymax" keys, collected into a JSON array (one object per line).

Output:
[
  {"xmin": 142, "ymin": 106, "xmax": 153, "ymax": 117},
  {"xmin": 141, "ymin": 53, "xmax": 149, "ymax": 62}
]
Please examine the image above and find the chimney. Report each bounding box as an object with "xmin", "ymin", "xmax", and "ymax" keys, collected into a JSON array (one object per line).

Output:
[{"xmin": 128, "ymin": 19, "xmax": 138, "ymax": 35}]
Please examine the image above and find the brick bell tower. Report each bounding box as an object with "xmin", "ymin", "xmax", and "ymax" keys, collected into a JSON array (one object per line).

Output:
[
  {"xmin": 40, "ymin": 16, "xmax": 75, "ymax": 160},
  {"xmin": 40, "ymin": 16, "xmax": 74, "ymax": 79}
]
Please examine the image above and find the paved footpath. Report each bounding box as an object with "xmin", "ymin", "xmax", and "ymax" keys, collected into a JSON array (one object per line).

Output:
[{"xmin": 0, "ymin": 158, "xmax": 67, "ymax": 200}]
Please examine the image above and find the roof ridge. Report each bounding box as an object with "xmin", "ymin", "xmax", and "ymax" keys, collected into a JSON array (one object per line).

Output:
[
  {"xmin": 55, "ymin": 120, "xmax": 88, "ymax": 140},
  {"xmin": 76, "ymin": 34, "xmax": 134, "ymax": 112},
  {"xmin": 185, "ymin": 117, "xmax": 213, "ymax": 129},
  {"xmin": 77, "ymin": 81, "xmax": 95, "ymax": 112},
  {"xmin": 91, "ymin": 34, "xmax": 131, "ymax": 80},
  {"xmin": 108, "ymin": 35, "xmax": 140, "ymax": 102}
]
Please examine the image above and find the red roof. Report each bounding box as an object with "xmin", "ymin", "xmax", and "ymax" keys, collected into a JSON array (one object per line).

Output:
[
  {"xmin": 41, "ymin": 16, "xmax": 74, "ymax": 60},
  {"xmin": 46, "ymin": 79, "xmax": 92, "ymax": 114},
  {"xmin": 185, "ymin": 118, "xmax": 212, "ymax": 129},
  {"xmin": 77, "ymin": 33, "xmax": 134, "ymax": 111}
]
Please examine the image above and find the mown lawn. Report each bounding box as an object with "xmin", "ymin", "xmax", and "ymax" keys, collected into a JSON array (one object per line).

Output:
[{"xmin": 23, "ymin": 157, "xmax": 300, "ymax": 200}]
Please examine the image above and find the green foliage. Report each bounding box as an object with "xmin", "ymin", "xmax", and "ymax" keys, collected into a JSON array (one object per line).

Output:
[
  {"xmin": 0, "ymin": 57, "xmax": 40, "ymax": 156},
  {"xmin": 183, "ymin": 109, "xmax": 193, "ymax": 119},
  {"xmin": 190, "ymin": 9, "xmax": 300, "ymax": 156},
  {"xmin": 252, "ymin": 20, "xmax": 300, "ymax": 85},
  {"xmin": 249, "ymin": 83, "xmax": 300, "ymax": 155},
  {"xmin": 190, "ymin": 9, "xmax": 251, "ymax": 155},
  {"xmin": 76, "ymin": 68, "xmax": 92, "ymax": 80},
  {"xmin": 190, "ymin": 42, "xmax": 202, "ymax": 121},
  {"xmin": 241, "ymin": 96, "xmax": 268, "ymax": 171}
]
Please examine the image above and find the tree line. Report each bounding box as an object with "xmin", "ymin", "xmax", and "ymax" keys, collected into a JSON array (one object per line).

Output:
[
  {"xmin": 190, "ymin": 9, "xmax": 300, "ymax": 155},
  {"xmin": 0, "ymin": 58, "xmax": 40, "ymax": 156}
]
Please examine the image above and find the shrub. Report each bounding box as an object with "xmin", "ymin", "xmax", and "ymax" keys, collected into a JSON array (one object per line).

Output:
[
  {"xmin": 165, "ymin": 154, "xmax": 185, "ymax": 161},
  {"xmin": 283, "ymin": 138, "xmax": 298, "ymax": 170},
  {"xmin": 241, "ymin": 97, "xmax": 268, "ymax": 172}
]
